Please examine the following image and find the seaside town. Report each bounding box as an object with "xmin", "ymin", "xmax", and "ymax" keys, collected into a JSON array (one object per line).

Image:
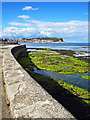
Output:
[{"xmin": 0, "ymin": 37, "xmax": 64, "ymax": 44}]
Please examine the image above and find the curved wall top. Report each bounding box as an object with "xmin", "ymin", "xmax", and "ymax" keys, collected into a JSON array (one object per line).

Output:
[{"xmin": 3, "ymin": 45, "xmax": 75, "ymax": 118}]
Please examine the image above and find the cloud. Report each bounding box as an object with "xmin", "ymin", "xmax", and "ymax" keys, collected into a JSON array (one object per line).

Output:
[
  {"xmin": 0, "ymin": 26, "xmax": 2, "ymax": 38},
  {"xmin": 1, "ymin": 27, "xmax": 39, "ymax": 38},
  {"xmin": 17, "ymin": 15, "xmax": 30, "ymax": 19},
  {"xmin": 8, "ymin": 22, "xmax": 31, "ymax": 26},
  {"xmin": 27, "ymin": 20, "xmax": 88, "ymax": 39},
  {"xmin": 2, "ymin": 20, "xmax": 88, "ymax": 42},
  {"xmin": 22, "ymin": 6, "xmax": 38, "ymax": 10}
]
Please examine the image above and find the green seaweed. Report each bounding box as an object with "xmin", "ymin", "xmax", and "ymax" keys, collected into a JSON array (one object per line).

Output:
[
  {"xmin": 18, "ymin": 53, "xmax": 90, "ymax": 105},
  {"xmin": 17, "ymin": 50, "xmax": 90, "ymax": 119},
  {"xmin": 56, "ymin": 79, "xmax": 90, "ymax": 99},
  {"xmin": 81, "ymin": 75, "xmax": 90, "ymax": 80},
  {"xmin": 29, "ymin": 50, "xmax": 89, "ymax": 78}
]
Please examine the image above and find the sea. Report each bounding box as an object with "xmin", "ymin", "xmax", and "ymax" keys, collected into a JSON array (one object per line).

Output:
[
  {"xmin": 23, "ymin": 42, "xmax": 90, "ymax": 90},
  {"xmin": 24, "ymin": 43, "xmax": 90, "ymax": 52}
]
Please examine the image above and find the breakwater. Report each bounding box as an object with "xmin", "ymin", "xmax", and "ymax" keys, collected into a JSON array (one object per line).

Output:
[{"xmin": 2, "ymin": 45, "xmax": 75, "ymax": 118}]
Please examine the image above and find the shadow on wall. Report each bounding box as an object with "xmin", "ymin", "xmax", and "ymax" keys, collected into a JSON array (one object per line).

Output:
[{"xmin": 11, "ymin": 45, "xmax": 89, "ymax": 120}]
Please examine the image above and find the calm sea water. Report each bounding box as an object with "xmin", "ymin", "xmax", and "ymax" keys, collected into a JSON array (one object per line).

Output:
[
  {"xmin": 24, "ymin": 42, "xmax": 90, "ymax": 90},
  {"xmin": 34, "ymin": 68, "xmax": 89, "ymax": 91},
  {"xmin": 25, "ymin": 43, "xmax": 90, "ymax": 51}
]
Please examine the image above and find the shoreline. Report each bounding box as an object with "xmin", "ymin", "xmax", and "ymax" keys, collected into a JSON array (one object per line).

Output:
[
  {"xmin": 18, "ymin": 47, "xmax": 90, "ymax": 119},
  {"xmin": 27, "ymin": 48, "xmax": 90, "ymax": 63}
]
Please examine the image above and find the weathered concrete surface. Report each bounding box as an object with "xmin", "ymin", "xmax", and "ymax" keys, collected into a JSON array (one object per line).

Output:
[
  {"xmin": 0, "ymin": 45, "xmax": 2, "ymax": 119},
  {"xmin": 3, "ymin": 45, "xmax": 75, "ymax": 118},
  {"xmin": 0, "ymin": 45, "xmax": 16, "ymax": 119}
]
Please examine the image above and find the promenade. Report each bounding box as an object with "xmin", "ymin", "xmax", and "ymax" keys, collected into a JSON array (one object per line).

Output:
[
  {"xmin": 0, "ymin": 45, "xmax": 2, "ymax": 119},
  {"xmin": 0, "ymin": 45, "xmax": 15, "ymax": 119},
  {"xmin": 0, "ymin": 45, "xmax": 75, "ymax": 119}
]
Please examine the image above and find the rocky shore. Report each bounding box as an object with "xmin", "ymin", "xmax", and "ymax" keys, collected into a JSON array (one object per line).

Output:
[
  {"xmin": 52, "ymin": 49, "xmax": 90, "ymax": 63},
  {"xmin": 30, "ymin": 47, "xmax": 90, "ymax": 63}
]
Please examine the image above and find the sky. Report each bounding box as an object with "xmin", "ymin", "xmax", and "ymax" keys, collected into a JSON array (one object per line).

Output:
[
  {"xmin": 1, "ymin": 0, "xmax": 89, "ymax": 2},
  {"xmin": 1, "ymin": 2, "xmax": 88, "ymax": 43}
]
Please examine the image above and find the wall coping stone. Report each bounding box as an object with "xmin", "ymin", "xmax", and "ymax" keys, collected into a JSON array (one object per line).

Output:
[{"xmin": 3, "ymin": 45, "xmax": 75, "ymax": 119}]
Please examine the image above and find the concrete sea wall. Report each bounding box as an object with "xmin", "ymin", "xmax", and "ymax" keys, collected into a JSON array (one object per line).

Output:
[{"xmin": 3, "ymin": 45, "xmax": 75, "ymax": 118}]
